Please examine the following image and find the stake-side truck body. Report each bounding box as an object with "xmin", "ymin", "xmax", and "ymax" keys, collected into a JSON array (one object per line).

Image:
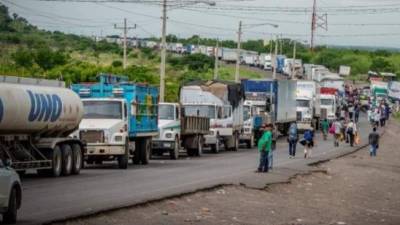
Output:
[
  {"xmin": 180, "ymin": 81, "xmax": 244, "ymax": 153},
  {"xmin": 71, "ymin": 74, "xmax": 158, "ymax": 169},
  {"xmin": 151, "ymin": 102, "xmax": 210, "ymax": 159},
  {"xmin": 0, "ymin": 76, "xmax": 85, "ymax": 177}
]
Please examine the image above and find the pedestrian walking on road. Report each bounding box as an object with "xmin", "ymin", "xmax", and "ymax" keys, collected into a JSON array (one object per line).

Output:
[
  {"xmin": 333, "ymin": 119, "xmax": 342, "ymax": 147},
  {"xmin": 303, "ymin": 129, "xmax": 314, "ymax": 158},
  {"xmin": 288, "ymin": 122, "xmax": 298, "ymax": 158},
  {"xmin": 368, "ymin": 127, "xmax": 380, "ymax": 157},
  {"xmin": 346, "ymin": 120, "xmax": 357, "ymax": 147},
  {"xmin": 257, "ymin": 124, "xmax": 272, "ymax": 173},
  {"xmin": 354, "ymin": 103, "xmax": 360, "ymax": 123},
  {"xmin": 321, "ymin": 119, "xmax": 329, "ymax": 141},
  {"xmin": 269, "ymin": 124, "xmax": 278, "ymax": 170},
  {"xmin": 380, "ymin": 104, "xmax": 386, "ymax": 127},
  {"xmin": 374, "ymin": 108, "xmax": 380, "ymax": 128}
]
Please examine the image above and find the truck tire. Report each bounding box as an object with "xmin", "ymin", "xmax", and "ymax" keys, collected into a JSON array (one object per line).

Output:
[
  {"xmin": 3, "ymin": 187, "xmax": 17, "ymax": 224},
  {"xmin": 211, "ymin": 137, "xmax": 220, "ymax": 154},
  {"xmin": 169, "ymin": 137, "xmax": 180, "ymax": 160},
  {"xmin": 61, "ymin": 144, "xmax": 73, "ymax": 176},
  {"xmin": 118, "ymin": 139, "xmax": 129, "ymax": 169},
  {"xmin": 38, "ymin": 146, "xmax": 62, "ymax": 177},
  {"xmin": 231, "ymin": 133, "xmax": 239, "ymax": 151},
  {"xmin": 246, "ymin": 135, "xmax": 254, "ymax": 149},
  {"xmin": 196, "ymin": 135, "xmax": 203, "ymax": 157},
  {"xmin": 71, "ymin": 144, "xmax": 82, "ymax": 175},
  {"xmin": 140, "ymin": 138, "xmax": 151, "ymax": 165}
]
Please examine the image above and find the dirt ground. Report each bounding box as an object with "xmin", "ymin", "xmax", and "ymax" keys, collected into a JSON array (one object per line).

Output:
[{"xmin": 57, "ymin": 121, "xmax": 400, "ymax": 225}]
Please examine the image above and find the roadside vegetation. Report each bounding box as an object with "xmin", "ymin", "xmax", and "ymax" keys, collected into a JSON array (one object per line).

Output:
[{"xmin": 1, "ymin": 4, "xmax": 399, "ymax": 101}]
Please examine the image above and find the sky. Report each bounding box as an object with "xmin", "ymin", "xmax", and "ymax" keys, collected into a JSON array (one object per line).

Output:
[{"xmin": 2, "ymin": 0, "xmax": 400, "ymax": 48}]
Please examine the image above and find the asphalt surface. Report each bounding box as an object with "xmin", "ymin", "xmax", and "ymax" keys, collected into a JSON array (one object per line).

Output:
[{"xmin": 17, "ymin": 116, "xmax": 372, "ymax": 225}]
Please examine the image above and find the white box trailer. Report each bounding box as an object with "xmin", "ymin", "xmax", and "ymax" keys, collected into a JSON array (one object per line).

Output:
[{"xmin": 221, "ymin": 48, "xmax": 237, "ymax": 63}]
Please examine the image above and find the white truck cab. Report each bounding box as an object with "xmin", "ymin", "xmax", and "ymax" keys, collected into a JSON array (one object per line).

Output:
[
  {"xmin": 0, "ymin": 160, "xmax": 22, "ymax": 224},
  {"xmin": 152, "ymin": 103, "xmax": 181, "ymax": 159},
  {"xmin": 77, "ymin": 98, "xmax": 130, "ymax": 168},
  {"xmin": 320, "ymin": 94, "xmax": 337, "ymax": 121},
  {"xmin": 296, "ymin": 97, "xmax": 313, "ymax": 130},
  {"xmin": 240, "ymin": 101, "xmax": 257, "ymax": 148}
]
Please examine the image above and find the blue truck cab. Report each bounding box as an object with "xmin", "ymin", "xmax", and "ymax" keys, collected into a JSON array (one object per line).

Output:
[{"xmin": 71, "ymin": 74, "xmax": 159, "ymax": 169}]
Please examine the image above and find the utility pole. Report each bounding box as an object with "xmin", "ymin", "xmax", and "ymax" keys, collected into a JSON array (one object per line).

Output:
[
  {"xmin": 114, "ymin": 18, "xmax": 136, "ymax": 69},
  {"xmin": 160, "ymin": 0, "xmax": 167, "ymax": 102},
  {"xmin": 311, "ymin": 0, "xmax": 317, "ymax": 52},
  {"xmin": 214, "ymin": 39, "xmax": 219, "ymax": 80},
  {"xmin": 273, "ymin": 35, "xmax": 278, "ymax": 80},
  {"xmin": 235, "ymin": 21, "xmax": 242, "ymax": 83},
  {"xmin": 291, "ymin": 41, "xmax": 297, "ymax": 79}
]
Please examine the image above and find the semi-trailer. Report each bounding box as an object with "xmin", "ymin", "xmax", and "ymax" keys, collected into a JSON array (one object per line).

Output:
[{"xmin": 0, "ymin": 76, "xmax": 85, "ymax": 177}]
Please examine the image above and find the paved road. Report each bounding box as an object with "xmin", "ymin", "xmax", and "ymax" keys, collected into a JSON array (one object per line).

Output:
[{"xmin": 18, "ymin": 116, "xmax": 371, "ymax": 225}]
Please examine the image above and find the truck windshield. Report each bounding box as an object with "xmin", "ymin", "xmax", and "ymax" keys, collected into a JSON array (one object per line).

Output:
[
  {"xmin": 83, "ymin": 101, "xmax": 122, "ymax": 119},
  {"xmin": 243, "ymin": 106, "xmax": 251, "ymax": 121},
  {"xmin": 159, "ymin": 104, "xmax": 175, "ymax": 120},
  {"xmin": 321, "ymin": 99, "xmax": 334, "ymax": 106},
  {"xmin": 184, "ymin": 105, "xmax": 216, "ymax": 119},
  {"xmin": 296, "ymin": 99, "xmax": 310, "ymax": 108}
]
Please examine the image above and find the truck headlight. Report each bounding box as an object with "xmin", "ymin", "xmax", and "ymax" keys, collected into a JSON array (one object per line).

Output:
[
  {"xmin": 114, "ymin": 135, "xmax": 123, "ymax": 142},
  {"xmin": 165, "ymin": 133, "xmax": 172, "ymax": 139}
]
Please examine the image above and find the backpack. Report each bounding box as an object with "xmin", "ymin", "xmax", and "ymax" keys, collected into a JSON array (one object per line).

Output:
[
  {"xmin": 304, "ymin": 130, "xmax": 313, "ymax": 141},
  {"xmin": 288, "ymin": 125, "xmax": 297, "ymax": 141}
]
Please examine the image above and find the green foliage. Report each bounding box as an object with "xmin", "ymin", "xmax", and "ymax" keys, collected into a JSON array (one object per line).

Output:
[
  {"xmin": 182, "ymin": 53, "xmax": 214, "ymax": 71},
  {"xmin": 11, "ymin": 47, "xmax": 33, "ymax": 68},
  {"xmin": 112, "ymin": 60, "xmax": 123, "ymax": 67},
  {"xmin": 370, "ymin": 57, "xmax": 394, "ymax": 72},
  {"xmin": 34, "ymin": 47, "xmax": 68, "ymax": 70}
]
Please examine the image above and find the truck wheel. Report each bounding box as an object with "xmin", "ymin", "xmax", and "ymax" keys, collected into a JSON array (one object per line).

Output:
[
  {"xmin": 40, "ymin": 146, "xmax": 62, "ymax": 177},
  {"xmin": 140, "ymin": 138, "xmax": 151, "ymax": 165},
  {"xmin": 246, "ymin": 135, "xmax": 254, "ymax": 149},
  {"xmin": 231, "ymin": 133, "xmax": 239, "ymax": 151},
  {"xmin": 3, "ymin": 187, "xmax": 17, "ymax": 224},
  {"xmin": 169, "ymin": 137, "xmax": 180, "ymax": 160},
  {"xmin": 71, "ymin": 144, "xmax": 82, "ymax": 175},
  {"xmin": 61, "ymin": 144, "xmax": 73, "ymax": 176},
  {"xmin": 196, "ymin": 135, "xmax": 203, "ymax": 157},
  {"xmin": 211, "ymin": 138, "xmax": 220, "ymax": 154},
  {"xmin": 118, "ymin": 139, "xmax": 129, "ymax": 169}
]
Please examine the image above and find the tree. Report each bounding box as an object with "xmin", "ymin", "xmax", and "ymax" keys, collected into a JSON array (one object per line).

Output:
[
  {"xmin": 112, "ymin": 60, "xmax": 123, "ymax": 67},
  {"xmin": 370, "ymin": 57, "xmax": 394, "ymax": 72},
  {"xmin": 11, "ymin": 48, "xmax": 33, "ymax": 68},
  {"xmin": 182, "ymin": 53, "xmax": 214, "ymax": 71}
]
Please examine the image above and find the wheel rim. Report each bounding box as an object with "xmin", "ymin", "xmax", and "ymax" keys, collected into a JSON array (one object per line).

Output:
[
  {"xmin": 198, "ymin": 137, "xmax": 203, "ymax": 156},
  {"xmin": 175, "ymin": 138, "xmax": 179, "ymax": 157},
  {"xmin": 75, "ymin": 150, "xmax": 82, "ymax": 171},
  {"xmin": 66, "ymin": 152, "xmax": 72, "ymax": 172},
  {"xmin": 55, "ymin": 152, "xmax": 62, "ymax": 174}
]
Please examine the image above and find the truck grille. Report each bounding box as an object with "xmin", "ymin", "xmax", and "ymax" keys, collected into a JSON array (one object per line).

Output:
[
  {"xmin": 296, "ymin": 112, "xmax": 302, "ymax": 121},
  {"xmin": 80, "ymin": 130, "xmax": 104, "ymax": 143}
]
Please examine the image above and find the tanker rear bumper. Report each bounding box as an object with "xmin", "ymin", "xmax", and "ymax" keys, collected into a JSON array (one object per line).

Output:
[{"xmin": 85, "ymin": 144, "xmax": 125, "ymax": 156}]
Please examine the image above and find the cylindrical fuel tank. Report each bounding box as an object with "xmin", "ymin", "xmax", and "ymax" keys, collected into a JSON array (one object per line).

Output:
[{"xmin": 0, "ymin": 82, "xmax": 83, "ymax": 137}]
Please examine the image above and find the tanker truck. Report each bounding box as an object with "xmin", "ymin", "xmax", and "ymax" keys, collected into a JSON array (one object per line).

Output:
[{"xmin": 0, "ymin": 76, "xmax": 85, "ymax": 177}]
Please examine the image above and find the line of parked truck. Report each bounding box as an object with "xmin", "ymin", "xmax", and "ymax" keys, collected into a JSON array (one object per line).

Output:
[
  {"xmin": 166, "ymin": 42, "xmax": 306, "ymax": 77},
  {"xmin": 0, "ymin": 63, "xmax": 348, "ymax": 180},
  {"xmin": 0, "ymin": 74, "xmax": 301, "ymax": 179}
]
